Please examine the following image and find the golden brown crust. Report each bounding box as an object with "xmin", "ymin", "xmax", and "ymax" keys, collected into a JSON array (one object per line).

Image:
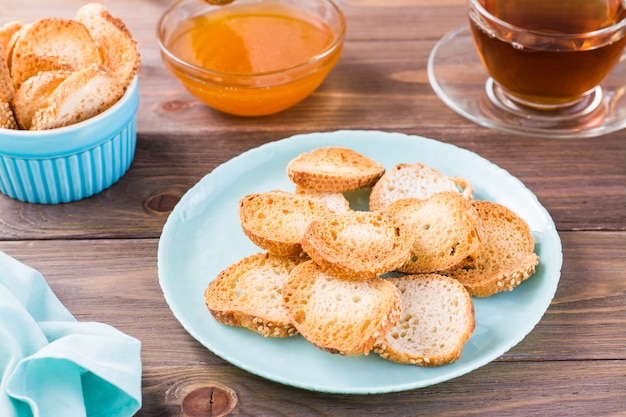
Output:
[
  {"xmin": 30, "ymin": 65, "xmax": 124, "ymax": 130},
  {"xmin": 0, "ymin": 21, "xmax": 22, "ymax": 55},
  {"xmin": 0, "ymin": 44, "xmax": 14, "ymax": 103},
  {"xmin": 0, "ymin": 21, "xmax": 23, "ymax": 70},
  {"xmin": 10, "ymin": 17, "xmax": 101, "ymax": 73},
  {"xmin": 0, "ymin": 101, "xmax": 17, "ymax": 130},
  {"xmin": 11, "ymin": 52, "xmax": 74, "ymax": 90},
  {"xmin": 287, "ymin": 147, "xmax": 385, "ymax": 193},
  {"xmin": 12, "ymin": 70, "xmax": 72, "ymax": 130},
  {"xmin": 0, "ymin": 44, "xmax": 17, "ymax": 129},
  {"xmin": 74, "ymin": 3, "xmax": 141, "ymax": 88},
  {"xmin": 301, "ymin": 211, "xmax": 412, "ymax": 280},
  {"xmin": 445, "ymin": 200, "xmax": 539, "ymax": 297},
  {"xmin": 238, "ymin": 191, "xmax": 334, "ymax": 257},
  {"xmin": 294, "ymin": 185, "xmax": 351, "ymax": 213}
]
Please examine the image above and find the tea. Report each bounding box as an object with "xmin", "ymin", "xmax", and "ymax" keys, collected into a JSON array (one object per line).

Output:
[{"xmin": 470, "ymin": 0, "xmax": 626, "ymax": 107}]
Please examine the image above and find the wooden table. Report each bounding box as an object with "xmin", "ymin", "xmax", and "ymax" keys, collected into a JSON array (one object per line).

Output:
[{"xmin": 1, "ymin": 1, "xmax": 625, "ymax": 415}]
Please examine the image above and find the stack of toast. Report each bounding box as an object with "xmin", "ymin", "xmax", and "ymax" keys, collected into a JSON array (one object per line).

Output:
[
  {"xmin": 205, "ymin": 146, "xmax": 539, "ymax": 366},
  {"xmin": 0, "ymin": 3, "xmax": 140, "ymax": 130}
]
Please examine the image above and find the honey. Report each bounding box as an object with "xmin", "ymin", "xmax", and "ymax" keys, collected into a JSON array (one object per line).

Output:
[{"xmin": 163, "ymin": 2, "xmax": 343, "ymax": 116}]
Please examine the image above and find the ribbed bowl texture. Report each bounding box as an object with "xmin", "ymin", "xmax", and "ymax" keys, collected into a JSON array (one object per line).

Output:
[{"xmin": 0, "ymin": 77, "xmax": 139, "ymax": 204}]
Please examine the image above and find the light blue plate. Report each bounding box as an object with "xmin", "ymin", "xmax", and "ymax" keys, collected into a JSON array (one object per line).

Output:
[{"xmin": 157, "ymin": 130, "xmax": 562, "ymax": 394}]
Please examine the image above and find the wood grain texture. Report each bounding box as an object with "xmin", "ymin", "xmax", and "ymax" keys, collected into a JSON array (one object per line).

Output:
[
  {"xmin": 1, "ymin": 0, "xmax": 625, "ymax": 415},
  {"xmin": 138, "ymin": 361, "xmax": 626, "ymax": 417}
]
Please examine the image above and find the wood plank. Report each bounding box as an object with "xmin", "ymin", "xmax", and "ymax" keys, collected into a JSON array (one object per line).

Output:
[
  {"xmin": 138, "ymin": 361, "xmax": 626, "ymax": 416},
  {"xmin": 0, "ymin": 127, "xmax": 624, "ymax": 238},
  {"xmin": 0, "ymin": 0, "xmax": 468, "ymax": 42},
  {"xmin": 506, "ymin": 231, "xmax": 626, "ymax": 361}
]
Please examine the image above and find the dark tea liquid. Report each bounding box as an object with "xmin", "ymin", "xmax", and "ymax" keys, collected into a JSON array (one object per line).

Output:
[{"xmin": 470, "ymin": 0, "xmax": 626, "ymax": 106}]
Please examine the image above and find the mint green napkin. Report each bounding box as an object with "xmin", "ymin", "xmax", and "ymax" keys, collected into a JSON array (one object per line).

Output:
[{"xmin": 0, "ymin": 251, "xmax": 142, "ymax": 417}]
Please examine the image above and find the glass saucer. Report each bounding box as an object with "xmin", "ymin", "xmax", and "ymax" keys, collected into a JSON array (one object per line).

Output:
[{"xmin": 427, "ymin": 24, "xmax": 626, "ymax": 139}]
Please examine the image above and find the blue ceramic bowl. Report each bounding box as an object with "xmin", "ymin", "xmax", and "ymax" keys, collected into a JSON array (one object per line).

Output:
[{"xmin": 0, "ymin": 77, "xmax": 139, "ymax": 204}]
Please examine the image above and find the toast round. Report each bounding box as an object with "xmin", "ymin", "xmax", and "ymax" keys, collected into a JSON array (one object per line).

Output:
[
  {"xmin": 369, "ymin": 162, "xmax": 473, "ymax": 211},
  {"xmin": 0, "ymin": 21, "xmax": 22, "ymax": 57},
  {"xmin": 0, "ymin": 44, "xmax": 14, "ymax": 103},
  {"xmin": 373, "ymin": 274, "xmax": 475, "ymax": 366},
  {"xmin": 0, "ymin": 21, "xmax": 24, "ymax": 70},
  {"xmin": 205, "ymin": 252, "xmax": 306, "ymax": 338},
  {"xmin": 75, "ymin": 3, "xmax": 141, "ymax": 88},
  {"xmin": 0, "ymin": 45, "xmax": 17, "ymax": 129},
  {"xmin": 12, "ymin": 70, "xmax": 71, "ymax": 130},
  {"xmin": 10, "ymin": 17, "xmax": 101, "ymax": 74},
  {"xmin": 287, "ymin": 147, "xmax": 385, "ymax": 192},
  {"xmin": 384, "ymin": 192, "xmax": 483, "ymax": 273},
  {"xmin": 445, "ymin": 200, "xmax": 539, "ymax": 297},
  {"xmin": 301, "ymin": 210, "xmax": 412, "ymax": 280},
  {"xmin": 10, "ymin": 52, "xmax": 74, "ymax": 90},
  {"xmin": 282, "ymin": 260, "xmax": 402, "ymax": 356},
  {"xmin": 239, "ymin": 191, "xmax": 334, "ymax": 257},
  {"xmin": 0, "ymin": 101, "xmax": 17, "ymax": 130},
  {"xmin": 31, "ymin": 65, "xmax": 124, "ymax": 130}
]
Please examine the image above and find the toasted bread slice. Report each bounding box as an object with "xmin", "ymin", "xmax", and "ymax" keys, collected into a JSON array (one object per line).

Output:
[
  {"xmin": 239, "ymin": 190, "xmax": 334, "ymax": 257},
  {"xmin": 0, "ymin": 44, "xmax": 14, "ymax": 103},
  {"xmin": 31, "ymin": 65, "xmax": 124, "ymax": 130},
  {"xmin": 0, "ymin": 21, "xmax": 23, "ymax": 69},
  {"xmin": 12, "ymin": 70, "xmax": 71, "ymax": 130},
  {"xmin": 301, "ymin": 210, "xmax": 412, "ymax": 280},
  {"xmin": 282, "ymin": 260, "xmax": 402, "ymax": 356},
  {"xmin": 10, "ymin": 17, "xmax": 101, "ymax": 73},
  {"xmin": 0, "ymin": 101, "xmax": 17, "ymax": 130},
  {"xmin": 11, "ymin": 52, "xmax": 74, "ymax": 90},
  {"xmin": 384, "ymin": 192, "xmax": 483, "ymax": 273},
  {"xmin": 294, "ymin": 185, "xmax": 351, "ymax": 213},
  {"xmin": 373, "ymin": 274, "xmax": 475, "ymax": 366},
  {"xmin": 205, "ymin": 252, "xmax": 306, "ymax": 338},
  {"xmin": 0, "ymin": 21, "xmax": 22, "ymax": 55},
  {"xmin": 0, "ymin": 45, "xmax": 17, "ymax": 129},
  {"xmin": 369, "ymin": 162, "xmax": 473, "ymax": 212},
  {"xmin": 287, "ymin": 147, "xmax": 385, "ymax": 193},
  {"xmin": 445, "ymin": 200, "xmax": 539, "ymax": 297},
  {"xmin": 75, "ymin": 3, "xmax": 141, "ymax": 88}
]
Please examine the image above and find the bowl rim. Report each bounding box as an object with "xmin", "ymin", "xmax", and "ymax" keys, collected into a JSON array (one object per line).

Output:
[
  {"xmin": 0, "ymin": 76, "xmax": 139, "ymax": 158},
  {"xmin": 156, "ymin": 0, "xmax": 347, "ymax": 79},
  {"xmin": 469, "ymin": 0, "xmax": 626, "ymax": 41}
]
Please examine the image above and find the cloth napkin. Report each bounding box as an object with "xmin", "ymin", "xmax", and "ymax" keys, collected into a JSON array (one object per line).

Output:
[{"xmin": 0, "ymin": 250, "xmax": 142, "ymax": 417}]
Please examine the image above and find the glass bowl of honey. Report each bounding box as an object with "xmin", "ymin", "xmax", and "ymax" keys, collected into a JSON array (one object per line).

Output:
[{"xmin": 157, "ymin": 0, "xmax": 346, "ymax": 116}]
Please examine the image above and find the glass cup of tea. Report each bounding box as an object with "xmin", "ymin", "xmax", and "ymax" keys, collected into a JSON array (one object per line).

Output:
[{"xmin": 467, "ymin": 0, "xmax": 626, "ymax": 134}]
